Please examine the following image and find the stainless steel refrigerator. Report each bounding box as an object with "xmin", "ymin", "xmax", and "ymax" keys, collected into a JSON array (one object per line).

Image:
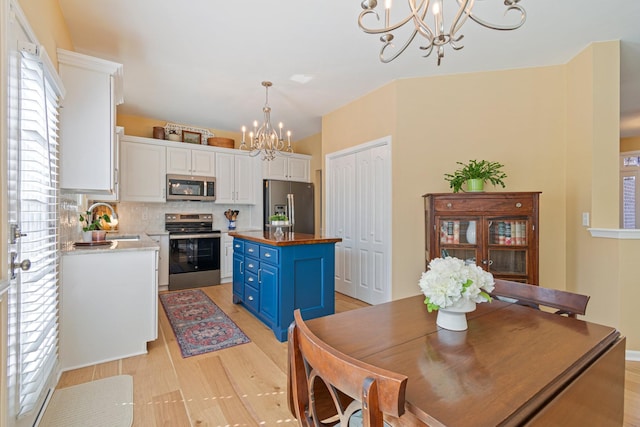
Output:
[{"xmin": 263, "ymin": 179, "xmax": 314, "ymax": 234}]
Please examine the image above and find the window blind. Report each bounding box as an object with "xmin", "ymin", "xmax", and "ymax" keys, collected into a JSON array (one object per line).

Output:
[{"xmin": 13, "ymin": 51, "xmax": 60, "ymax": 416}]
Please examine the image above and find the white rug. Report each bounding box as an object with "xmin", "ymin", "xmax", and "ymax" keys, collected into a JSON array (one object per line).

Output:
[{"xmin": 39, "ymin": 375, "xmax": 133, "ymax": 427}]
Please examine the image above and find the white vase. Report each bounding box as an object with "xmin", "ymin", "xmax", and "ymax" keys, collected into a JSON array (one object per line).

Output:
[
  {"xmin": 466, "ymin": 221, "xmax": 476, "ymax": 245},
  {"xmin": 82, "ymin": 230, "xmax": 93, "ymax": 242},
  {"xmin": 437, "ymin": 299, "xmax": 476, "ymax": 331}
]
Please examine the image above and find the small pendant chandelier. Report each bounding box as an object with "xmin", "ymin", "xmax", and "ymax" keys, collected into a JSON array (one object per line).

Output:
[
  {"xmin": 239, "ymin": 81, "xmax": 293, "ymax": 161},
  {"xmin": 358, "ymin": 0, "xmax": 527, "ymax": 65}
]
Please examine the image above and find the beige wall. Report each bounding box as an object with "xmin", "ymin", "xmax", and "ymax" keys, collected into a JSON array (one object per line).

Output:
[
  {"xmin": 621, "ymin": 136, "xmax": 640, "ymax": 152},
  {"xmin": 324, "ymin": 67, "xmax": 567, "ymax": 300},
  {"xmin": 18, "ymin": 0, "xmax": 73, "ymax": 65}
]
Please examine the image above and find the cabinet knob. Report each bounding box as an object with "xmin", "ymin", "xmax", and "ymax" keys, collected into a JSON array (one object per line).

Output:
[
  {"xmin": 265, "ymin": 253, "xmax": 271, "ymax": 257},
  {"xmin": 248, "ymin": 248, "xmax": 254, "ymax": 253},
  {"xmin": 248, "ymin": 295, "xmax": 254, "ymax": 301},
  {"xmin": 447, "ymin": 203, "xmax": 452, "ymax": 208},
  {"xmin": 248, "ymin": 263, "xmax": 254, "ymax": 268},
  {"xmin": 248, "ymin": 277, "xmax": 254, "ymax": 282},
  {"xmin": 515, "ymin": 202, "xmax": 522, "ymax": 208}
]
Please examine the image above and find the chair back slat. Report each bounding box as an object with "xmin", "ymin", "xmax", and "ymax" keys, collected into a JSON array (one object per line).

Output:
[
  {"xmin": 490, "ymin": 279, "xmax": 590, "ymax": 318},
  {"xmin": 288, "ymin": 309, "xmax": 408, "ymax": 426}
]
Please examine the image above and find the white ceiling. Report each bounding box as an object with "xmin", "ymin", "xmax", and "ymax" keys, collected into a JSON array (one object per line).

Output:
[{"xmin": 57, "ymin": 0, "xmax": 640, "ymax": 140}]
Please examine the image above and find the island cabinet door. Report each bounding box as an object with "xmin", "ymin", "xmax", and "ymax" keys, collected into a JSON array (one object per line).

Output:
[
  {"xmin": 259, "ymin": 263, "xmax": 278, "ymax": 323},
  {"xmin": 232, "ymin": 251, "xmax": 244, "ymax": 300}
]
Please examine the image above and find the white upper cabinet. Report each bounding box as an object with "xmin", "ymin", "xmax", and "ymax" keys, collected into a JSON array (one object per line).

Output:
[
  {"xmin": 58, "ymin": 49, "xmax": 123, "ymax": 194},
  {"xmin": 120, "ymin": 138, "xmax": 166, "ymax": 202},
  {"xmin": 263, "ymin": 154, "xmax": 311, "ymax": 182},
  {"xmin": 215, "ymin": 152, "xmax": 255, "ymax": 204},
  {"xmin": 167, "ymin": 146, "xmax": 215, "ymax": 176}
]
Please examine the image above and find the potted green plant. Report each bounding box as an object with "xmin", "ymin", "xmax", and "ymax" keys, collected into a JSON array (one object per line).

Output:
[
  {"xmin": 269, "ymin": 214, "xmax": 289, "ymax": 225},
  {"xmin": 444, "ymin": 160, "xmax": 507, "ymax": 193},
  {"xmin": 79, "ymin": 211, "xmax": 111, "ymax": 241}
]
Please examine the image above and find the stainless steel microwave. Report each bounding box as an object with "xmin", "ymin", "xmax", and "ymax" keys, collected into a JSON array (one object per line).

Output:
[{"xmin": 166, "ymin": 174, "xmax": 216, "ymax": 201}]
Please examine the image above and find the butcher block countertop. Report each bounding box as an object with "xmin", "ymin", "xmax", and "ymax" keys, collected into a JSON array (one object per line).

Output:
[{"xmin": 229, "ymin": 231, "xmax": 341, "ymax": 246}]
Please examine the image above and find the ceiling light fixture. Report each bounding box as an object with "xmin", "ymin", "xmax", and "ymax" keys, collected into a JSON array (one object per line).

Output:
[
  {"xmin": 239, "ymin": 81, "xmax": 293, "ymax": 161},
  {"xmin": 358, "ymin": 0, "xmax": 527, "ymax": 65}
]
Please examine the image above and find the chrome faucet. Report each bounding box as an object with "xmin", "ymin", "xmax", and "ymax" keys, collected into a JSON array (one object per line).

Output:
[{"xmin": 87, "ymin": 202, "xmax": 119, "ymax": 226}]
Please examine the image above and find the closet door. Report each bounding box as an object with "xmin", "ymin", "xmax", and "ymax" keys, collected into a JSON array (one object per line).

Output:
[
  {"xmin": 327, "ymin": 137, "xmax": 391, "ymax": 304},
  {"xmin": 328, "ymin": 154, "xmax": 356, "ymax": 297},
  {"xmin": 355, "ymin": 145, "xmax": 390, "ymax": 305}
]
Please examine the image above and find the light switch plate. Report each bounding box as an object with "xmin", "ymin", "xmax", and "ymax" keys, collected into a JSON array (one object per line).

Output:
[{"xmin": 582, "ymin": 212, "xmax": 590, "ymax": 227}]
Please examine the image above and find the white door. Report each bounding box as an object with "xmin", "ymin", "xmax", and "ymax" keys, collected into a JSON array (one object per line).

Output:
[
  {"xmin": 328, "ymin": 154, "xmax": 356, "ymax": 296},
  {"xmin": 4, "ymin": 9, "xmax": 64, "ymax": 424},
  {"xmin": 355, "ymin": 145, "xmax": 391, "ymax": 305},
  {"xmin": 327, "ymin": 137, "xmax": 391, "ymax": 304}
]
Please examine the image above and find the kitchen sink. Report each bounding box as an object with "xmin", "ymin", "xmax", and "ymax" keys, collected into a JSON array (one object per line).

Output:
[{"xmin": 107, "ymin": 234, "xmax": 140, "ymax": 241}]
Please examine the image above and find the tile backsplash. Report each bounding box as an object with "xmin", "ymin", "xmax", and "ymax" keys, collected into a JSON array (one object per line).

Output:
[{"xmin": 112, "ymin": 201, "xmax": 262, "ymax": 233}]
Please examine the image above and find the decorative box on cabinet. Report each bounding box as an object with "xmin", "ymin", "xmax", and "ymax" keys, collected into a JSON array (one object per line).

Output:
[
  {"xmin": 215, "ymin": 152, "xmax": 255, "ymax": 204},
  {"xmin": 58, "ymin": 49, "xmax": 123, "ymax": 194},
  {"xmin": 120, "ymin": 138, "xmax": 166, "ymax": 202},
  {"xmin": 166, "ymin": 146, "xmax": 215, "ymax": 176},
  {"xmin": 262, "ymin": 154, "xmax": 311, "ymax": 182},
  {"xmin": 423, "ymin": 192, "xmax": 541, "ymax": 285}
]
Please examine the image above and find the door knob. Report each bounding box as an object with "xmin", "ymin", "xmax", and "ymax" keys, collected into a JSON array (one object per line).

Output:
[{"xmin": 10, "ymin": 251, "xmax": 31, "ymax": 279}]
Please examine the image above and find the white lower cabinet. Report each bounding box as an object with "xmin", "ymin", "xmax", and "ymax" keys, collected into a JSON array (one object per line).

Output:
[
  {"xmin": 149, "ymin": 234, "xmax": 169, "ymax": 291},
  {"xmin": 60, "ymin": 249, "xmax": 158, "ymax": 370},
  {"xmin": 120, "ymin": 139, "xmax": 167, "ymax": 202},
  {"xmin": 221, "ymin": 232, "xmax": 234, "ymax": 282}
]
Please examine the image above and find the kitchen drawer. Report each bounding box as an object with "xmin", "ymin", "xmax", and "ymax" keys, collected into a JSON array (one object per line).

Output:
[
  {"xmin": 245, "ymin": 270, "xmax": 259, "ymax": 288},
  {"xmin": 245, "ymin": 242, "xmax": 259, "ymax": 257},
  {"xmin": 233, "ymin": 239, "xmax": 244, "ymax": 253},
  {"xmin": 434, "ymin": 197, "xmax": 534, "ymax": 214},
  {"xmin": 260, "ymin": 246, "xmax": 279, "ymax": 264},
  {"xmin": 244, "ymin": 285, "xmax": 259, "ymax": 312},
  {"xmin": 245, "ymin": 257, "xmax": 259, "ymax": 274}
]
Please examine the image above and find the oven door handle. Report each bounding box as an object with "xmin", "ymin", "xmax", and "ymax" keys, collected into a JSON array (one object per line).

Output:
[{"xmin": 169, "ymin": 233, "xmax": 221, "ymax": 240}]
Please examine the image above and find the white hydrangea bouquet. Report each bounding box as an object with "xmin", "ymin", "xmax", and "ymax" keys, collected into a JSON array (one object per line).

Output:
[{"xmin": 419, "ymin": 257, "xmax": 495, "ymax": 312}]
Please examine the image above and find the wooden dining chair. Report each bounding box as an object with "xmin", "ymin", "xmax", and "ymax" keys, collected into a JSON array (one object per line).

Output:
[
  {"xmin": 490, "ymin": 279, "xmax": 590, "ymax": 318},
  {"xmin": 288, "ymin": 309, "xmax": 408, "ymax": 427}
]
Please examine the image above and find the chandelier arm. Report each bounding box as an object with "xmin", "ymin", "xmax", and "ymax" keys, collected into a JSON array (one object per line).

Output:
[
  {"xmin": 380, "ymin": 27, "xmax": 422, "ymax": 63},
  {"xmin": 463, "ymin": 3, "xmax": 527, "ymax": 31},
  {"xmin": 358, "ymin": 0, "xmax": 428, "ymax": 35},
  {"xmin": 449, "ymin": 0, "xmax": 474, "ymax": 39}
]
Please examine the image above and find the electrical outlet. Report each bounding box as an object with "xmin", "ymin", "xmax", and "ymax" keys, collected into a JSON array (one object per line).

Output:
[
  {"xmin": 142, "ymin": 208, "xmax": 149, "ymax": 221},
  {"xmin": 582, "ymin": 212, "xmax": 590, "ymax": 227}
]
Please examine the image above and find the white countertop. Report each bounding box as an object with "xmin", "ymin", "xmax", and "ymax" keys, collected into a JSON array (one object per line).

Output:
[{"xmin": 63, "ymin": 233, "xmax": 159, "ymax": 255}]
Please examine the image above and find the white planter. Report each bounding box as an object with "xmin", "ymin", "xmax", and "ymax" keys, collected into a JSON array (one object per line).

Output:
[{"xmin": 436, "ymin": 299, "xmax": 476, "ymax": 331}]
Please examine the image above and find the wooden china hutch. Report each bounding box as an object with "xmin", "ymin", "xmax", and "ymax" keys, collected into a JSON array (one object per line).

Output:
[{"xmin": 423, "ymin": 192, "xmax": 540, "ymax": 285}]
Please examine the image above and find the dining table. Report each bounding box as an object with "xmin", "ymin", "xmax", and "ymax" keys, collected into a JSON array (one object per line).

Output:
[{"xmin": 304, "ymin": 295, "xmax": 625, "ymax": 426}]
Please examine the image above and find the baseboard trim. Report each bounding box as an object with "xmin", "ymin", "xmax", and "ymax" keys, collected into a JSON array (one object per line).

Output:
[{"xmin": 626, "ymin": 350, "xmax": 640, "ymax": 361}]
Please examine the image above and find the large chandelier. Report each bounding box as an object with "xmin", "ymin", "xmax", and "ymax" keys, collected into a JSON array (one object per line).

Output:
[
  {"xmin": 358, "ymin": 0, "xmax": 527, "ymax": 65},
  {"xmin": 239, "ymin": 81, "xmax": 293, "ymax": 161}
]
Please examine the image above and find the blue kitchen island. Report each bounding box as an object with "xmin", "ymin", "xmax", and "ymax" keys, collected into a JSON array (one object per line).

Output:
[{"xmin": 229, "ymin": 231, "xmax": 341, "ymax": 341}]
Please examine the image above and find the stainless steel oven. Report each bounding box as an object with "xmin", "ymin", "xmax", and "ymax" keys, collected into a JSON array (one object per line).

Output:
[{"xmin": 165, "ymin": 213, "xmax": 221, "ymax": 290}]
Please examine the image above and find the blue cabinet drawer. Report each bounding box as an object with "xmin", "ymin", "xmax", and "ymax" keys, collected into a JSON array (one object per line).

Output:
[
  {"xmin": 245, "ymin": 257, "xmax": 259, "ymax": 274},
  {"xmin": 245, "ymin": 242, "xmax": 259, "ymax": 257},
  {"xmin": 233, "ymin": 239, "xmax": 244, "ymax": 253},
  {"xmin": 245, "ymin": 270, "xmax": 258, "ymax": 288},
  {"xmin": 244, "ymin": 285, "xmax": 259, "ymax": 312},
  {"xmin": 260, "ymin": 246, "xmax": 278, "ymax": 264}
]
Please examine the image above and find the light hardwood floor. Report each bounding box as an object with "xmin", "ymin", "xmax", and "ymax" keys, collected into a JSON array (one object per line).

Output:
[{"xmin": 56, "ymin": 283, "xmax": 640, "ymax": 426}]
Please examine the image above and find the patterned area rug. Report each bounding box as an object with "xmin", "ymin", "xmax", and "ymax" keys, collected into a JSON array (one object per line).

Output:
[{"xmin": 160, "ymin": 289, "xmax": 250, "ymax": 357}]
